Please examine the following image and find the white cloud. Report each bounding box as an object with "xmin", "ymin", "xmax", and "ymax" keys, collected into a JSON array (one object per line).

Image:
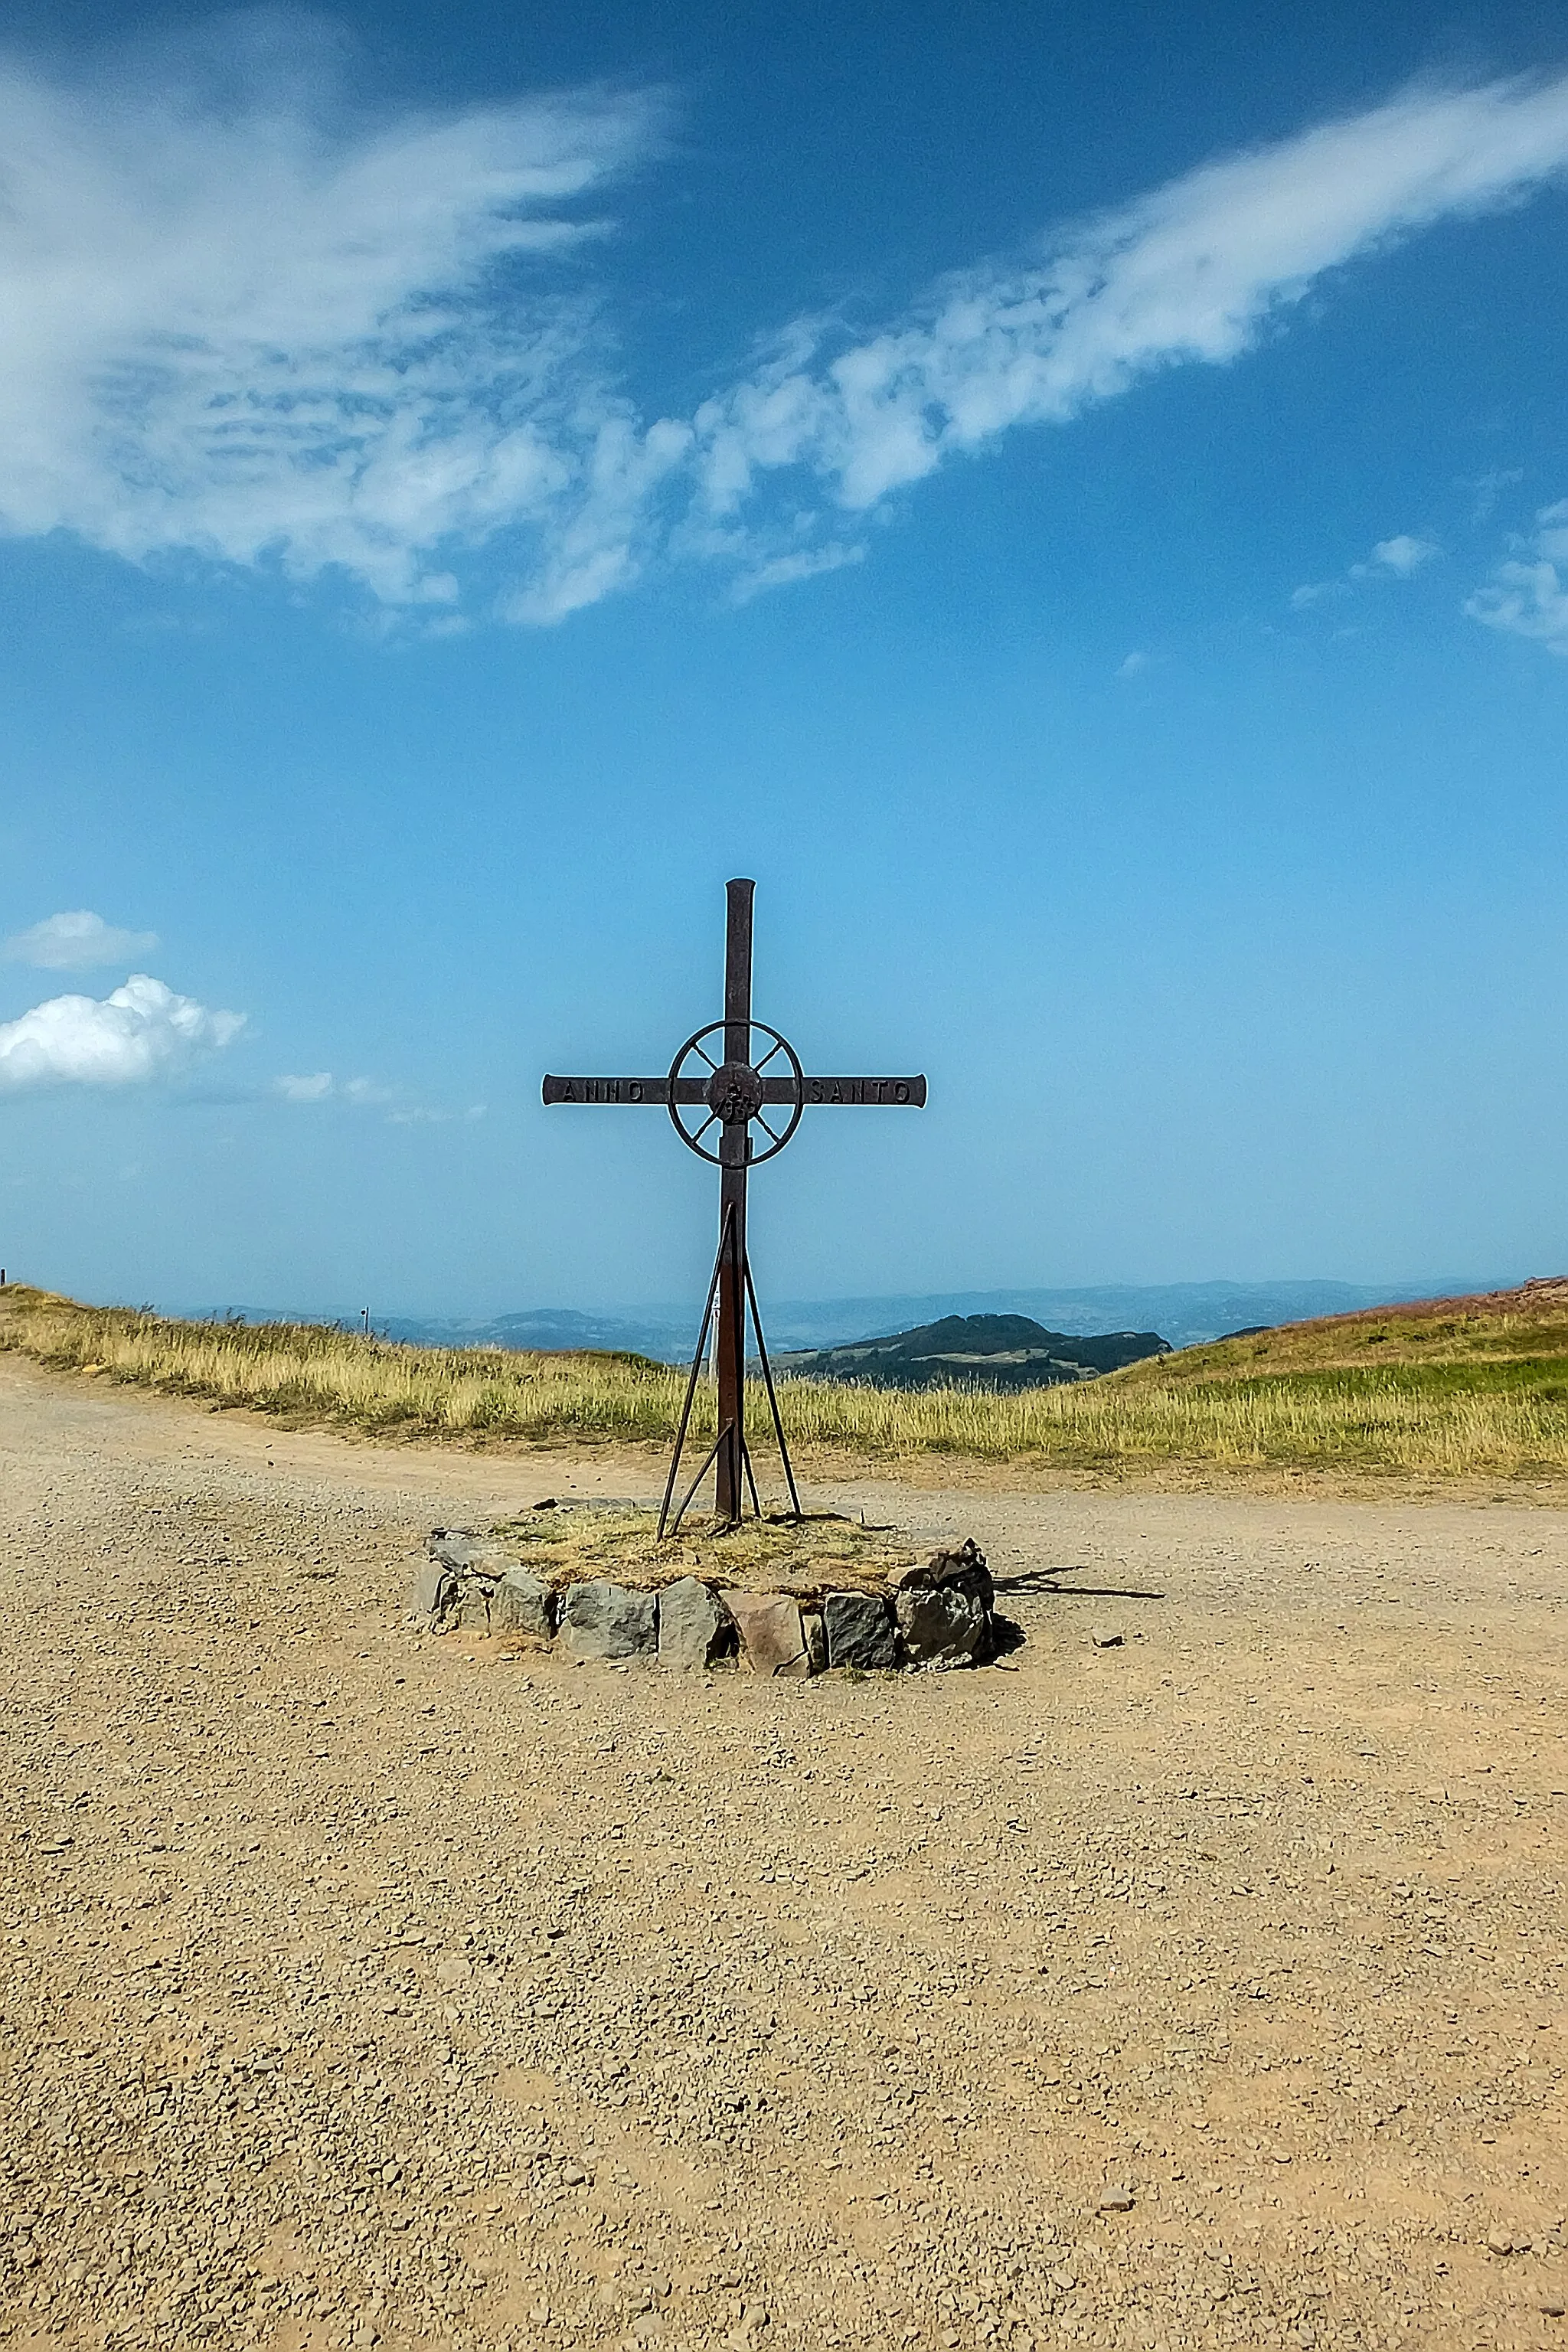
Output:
[
  {"xmin": 1466, "ymin": 499, "xmax": 1568, "ymax": 654},
  {"xmin": 1294, "ymin": 533, "xmax": 1439, "ymax": 609},
  {"xmin": 2, "ymin": 909, "xmax": 159, "ymax": 969},
  {"xmin": 387, "ymin": 1102, "xmax": 488, "ymax": 1124},
  {"xmin": 274, "ymin": 1071, "xmax": 410, "ymax": 1109},
  {"xmin": 689, "ymin": 77, "xmax": 1568, "ymax": 550},
  {"xmin": 727, "ymin": 539, "xmax": 866, "ymax": 604},
  {"xmin": 0, "ymin": 28, "xmax": 660, "ymax": 609},
  {"xmin": 1360, "ymin": 534, "xmax": 1441, "ymax": 577},
  {"xmin": 0, "ymin": 973, "xmax": 244, "ymax": 1091},
  {"xmin": 4, "ymin": 38, "xmax": 1568, "ymax": 616},
  {"xmin": 1464, "ymin": 466, "xmax": 1523, "ymax": 521},
  {"xmin": 1116, "ymin": 650, "xmax": 1148, "ymax": 677}
]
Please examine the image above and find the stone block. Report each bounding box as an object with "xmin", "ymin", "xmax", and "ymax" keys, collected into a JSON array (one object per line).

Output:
[
  {"xmin": 895, "ymin": 1580, "xmax": 992, "ymax": 1666},
  {"xmin": 657, "ymin": 1576, "xmax": 729, "ymax": 1669},
  {"xmin": 428, "ymin": 1528, "xmax": 482, "ymax": 1571},
  {"xmin": 822, "ymin": 1589, "xmax": 899, "ymax": 1671},
  {"xmin": 722, "ymin": 1591, "xmax": 812, "ymax": 1677},
  {"xmin": 455, "ymin": 1588, "xmax": 495, "ymax": 1634},
  {"xmin": 892, "ymin": 1538, "xmax": 993, "ymax": 1612},
  {"xmin": 409, "ymin": 1560, "xmax": 456, "ymax": 1623},
  {"xmin": 490, "ymin": 1569, "xmax": 553, "ymax": 1641},
  {"xmin": 558, "ymin": 1580, "xmax": 657, "ymax": 1662},
  {"xmin": 464, "ymin": 1538, "xmax": 531, "ymax": 1579}
]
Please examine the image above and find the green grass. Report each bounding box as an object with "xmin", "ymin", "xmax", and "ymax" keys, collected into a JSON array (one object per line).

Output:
[{"xmin": 6, "ymin": 1282, "xmax": 1568, "ymax": 1483}]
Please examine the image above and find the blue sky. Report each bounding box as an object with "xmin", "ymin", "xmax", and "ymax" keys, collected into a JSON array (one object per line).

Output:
[{"xmin": 3, "ymin": 1, "xmax": 1568, "ymax": 1318}]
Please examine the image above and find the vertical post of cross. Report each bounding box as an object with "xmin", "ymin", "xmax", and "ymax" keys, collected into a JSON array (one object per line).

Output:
[{"xmin": 714, "ymin": 876, "xmax": 754, "ymax": 1521}]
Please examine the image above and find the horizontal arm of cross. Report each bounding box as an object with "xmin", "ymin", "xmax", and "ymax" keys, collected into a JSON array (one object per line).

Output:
[
  {"xmin": 543, "ymin": 1075, "xmax": 926, "ymax": 1106},
  {"xmin": 794, "ymin": 1076, "xmax": 926, "ymax": 1106}
]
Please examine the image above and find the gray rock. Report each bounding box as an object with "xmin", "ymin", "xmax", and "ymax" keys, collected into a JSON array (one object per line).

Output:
[
  {"xmin": 558, "ymin": 1581, "xmax": 657, "ymax": 1662},
  {"xmin": 490, "ymin": 1569, "xmax": 554, "ymax": 1641},
  {"xmin": 723, "ymin": 1592, "xmax": 812, "ymax": 1677},
  {"xmin": 409, "ymin": 1560, "xmax": 456, "ymax": 1624},
  {"xmin": 657, "ymin": 1577, "xmax": 729, "ymax": 1670},
  {"xmin": 455, "ymin": 1589, "xmax": 495, "ymax": 1634},
  {"xmin": 430, "ymin": 1527, "xmax": 540, "ymax": 1576},
  {"xmin": 1091, "ymin": 1626, "xmax": 1124, "ymax": 1648},
  {"xmin": 823, "ymin": 1590, "xmax": 899, "ymax": 1671},
  {"xmin": 462, "ymin": 1537, "xmax": 532, "ymax": 1579},
  {"xmin": 424, "ymin": 1527, "xmax": 555, "ymax": 1641},
  {"xmin": 892, "ymin": 1538, "xmax": 993, "ymax": 1612},
  {"xmin": 895, "ymin": 1580, "xmax": 992, "ymax": 1666},
  {"xmin": 428, "ymin": 1528, "xmax": 482, "ymax": 1571},
  {"xmin": 802, "ymin": 1609, "xmax": 828, "ymax": 1675}
]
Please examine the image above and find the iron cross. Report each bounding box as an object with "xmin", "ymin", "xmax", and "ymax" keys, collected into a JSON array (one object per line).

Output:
[{"xmin": 544, "ymin": 877, "xmax": 926, "ymax": 1530}]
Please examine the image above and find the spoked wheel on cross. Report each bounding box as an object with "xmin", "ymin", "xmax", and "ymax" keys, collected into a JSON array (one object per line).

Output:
[{"xmin": 544, "ymin": 878, "xmax": 926, "ymax": 1534}]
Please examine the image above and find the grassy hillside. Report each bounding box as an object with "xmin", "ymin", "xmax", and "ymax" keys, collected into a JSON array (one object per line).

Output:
[
  {"xmin": 5, "ymin": 1282, "xmax": 1568, "ymax": 1484},
  {"xmin": 1116, "ymin": 1278, "xmax": 1568, "ymax": 1393}
]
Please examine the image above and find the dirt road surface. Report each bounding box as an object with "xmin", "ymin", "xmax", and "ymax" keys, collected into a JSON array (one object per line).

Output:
[{"xmin": 2, "ymin": 1352, "xmax": 1565, "ymax": 2352}]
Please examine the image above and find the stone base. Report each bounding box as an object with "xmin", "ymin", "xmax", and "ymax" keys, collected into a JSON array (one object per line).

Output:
[{"xmin": 412, "ymin": 1528, "xmax": 1001, "ymax": 1673}]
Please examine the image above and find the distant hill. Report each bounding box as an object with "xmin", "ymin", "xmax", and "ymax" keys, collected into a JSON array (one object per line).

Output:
[
  {"xmin": 178, "ymin": 1275, "xmax": 1512, "ymax": 1363},
  {"xmin": 376, "ymin": 1307, "xmax": 687, "ymax": 1359},
  {"xmin": 774, "ymin": 1312, "xmax": 1170, "ymax": 1391},
  {"xmin": 751, "ymin": 1278, "xmax": 1508, "ymax": 1354}
]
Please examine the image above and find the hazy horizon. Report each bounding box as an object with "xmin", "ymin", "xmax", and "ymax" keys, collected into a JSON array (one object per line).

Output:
[{"xmin": 129, "ymin": 1269, "xmax": 1524, "ymax": 1359}]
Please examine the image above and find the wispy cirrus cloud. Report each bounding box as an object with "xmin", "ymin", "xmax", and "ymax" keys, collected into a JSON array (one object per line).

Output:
[
  {"xmin": 275, "ymin": 1072, "xmax": 394, "ymax": 1104},
  {"xmin": 0, "ymin": 974, "xmax": 243, "ymax": 1091},
  {"xmin": 1465, "ymin": 466, "xmax": 1524, "ymax": 522},
  {"xmin": 690, "ymin": 82, "xmax": 1568, "ymax": 540},
  {"xmin": 274, "ymin": 1070, "xmax": 484, "ymax": 1121},
  {"xmin": 0, "ymin": 24, "xmax": 662, "ymax": 614},
  {"xmin": 5, "ymin": 31, "xmax": 1568, "ymax": 620},
  {"xmin": 1, "ymin": 910, "xmax": 159, "ymax": 969}
]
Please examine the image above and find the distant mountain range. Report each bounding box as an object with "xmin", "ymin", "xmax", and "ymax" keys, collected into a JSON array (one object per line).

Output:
[
  {"xmin": 184, "ymin": 1276, "xmax": 1510, "ymax": 1361},
  {"xmin": 773, "ymin": 1312, "xmax": 1170, "ymax": 1390}
]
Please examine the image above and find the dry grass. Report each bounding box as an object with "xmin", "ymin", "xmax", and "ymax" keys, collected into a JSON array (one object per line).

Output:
[
  {"xmin": 0, "ymin": 1289, "xmax": 691, "ymax": 1445},
  {"xmin": 6, "ymin": 1282, "xmax": 1568, "ymax": 1482},
  {"xmin": 483, "ymin": 1504, "xmax": 915, "ymax": 1598}
]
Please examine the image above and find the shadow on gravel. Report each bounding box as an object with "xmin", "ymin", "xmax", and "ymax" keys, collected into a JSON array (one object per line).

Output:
[{"xmin": 993, "ymin": 1568, "xmax": 1167, "ymax": 1602}]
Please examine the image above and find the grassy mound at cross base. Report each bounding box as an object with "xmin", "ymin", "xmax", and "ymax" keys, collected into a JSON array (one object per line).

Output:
[
  {"xmin": 7, "ymin": 1280, "xmax": 1568, "ymax": 1482},
  {"xmin": 480, "ymin": 1504, "xmax": 916, "ymax": 1599}
]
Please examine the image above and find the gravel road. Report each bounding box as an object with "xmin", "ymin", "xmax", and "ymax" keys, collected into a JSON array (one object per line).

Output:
[{"xmin": 2, "ymin": 1352, "xmax": 1566, "ymax": 2352}]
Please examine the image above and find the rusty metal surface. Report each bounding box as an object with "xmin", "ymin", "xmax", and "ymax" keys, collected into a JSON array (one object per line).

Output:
[
  {"xmin": 665, "ymin": 1020, "xmax": 805, "ymax": 1168},
  {"xmin": 542, "ymin": 1076, "xmax": 695, "ymax": 1104},
  {"xmin": 542, "ymin": 877, "xmax": 926, "ymax": 1526},
  {"xmin": 543, "ymin": 1074, "xmax": 926, "ymax": 1105}
]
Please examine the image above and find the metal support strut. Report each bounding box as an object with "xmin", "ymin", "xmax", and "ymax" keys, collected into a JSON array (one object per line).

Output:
[{"xmin": 656, "ymin": 1200, "xmax": 801, "ymax": 1540}]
